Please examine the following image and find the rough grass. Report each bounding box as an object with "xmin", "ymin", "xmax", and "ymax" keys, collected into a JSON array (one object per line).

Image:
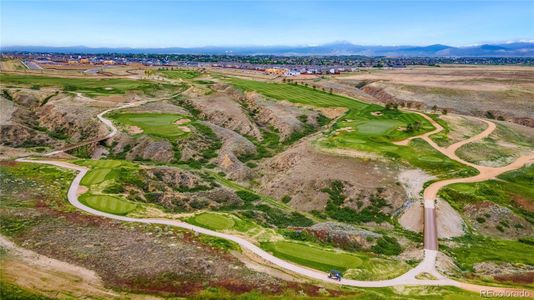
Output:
[
  {"xmin": 445, "ymin": 235, "xmax": 534, "ymax": 272},
  {"xmin": 440, "ymin": 164, "xmax": 534, "ymax": 222},
  {"xmin": 109, "ymin": 112, "xmax": 190, "ymax": 139},
  {"xmin": 0, "ymin": 73, "xmax": 174, "ymax": 97},
  {"xmin": 79, "ymin": 194, "xmax": 137, "ymax": 215},
  {"xmin": 228, "ymin": 78, "xmax": 368, "ymax": 109},
  {"xmin": 160, "ymin": 69, "xmax": 200, "ymax": 79},
  {"xmin": 0, "ymin": 162, "xmax": 75, "ymax": 210},
  {"xmin": 188, "ymin": 212, "xmax": 235, "ymax": 230}
]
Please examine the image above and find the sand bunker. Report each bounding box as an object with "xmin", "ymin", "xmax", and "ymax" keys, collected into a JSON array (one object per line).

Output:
[
  {"xmin": 175, "ymin": 118, "xmax": 191, "ymax": 125},
  {"xmin": 128, "ymin": 126, "xmax": 143, "ymax": 134},
  {"xmin": 178, "ymin": 126, "xmax": 191, "ymax": 132}
]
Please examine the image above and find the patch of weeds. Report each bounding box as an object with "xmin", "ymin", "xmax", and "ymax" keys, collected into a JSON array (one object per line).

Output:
[
  {"xmin": 371, "ymin": 236, "xmax": 402, "ymax": 256},
  {"xmin": 199, "ymin": 235, "xmax": 240, "ymax": 252}
]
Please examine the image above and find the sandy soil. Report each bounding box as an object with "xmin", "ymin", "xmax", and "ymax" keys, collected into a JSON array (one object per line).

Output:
[
  {"xmin": 315, "ymin": 107, "xmax": 348, "ymax": 119},
  {"xmin": 0, "ymin": 235, "xmax": 117, "ymax": 299}
]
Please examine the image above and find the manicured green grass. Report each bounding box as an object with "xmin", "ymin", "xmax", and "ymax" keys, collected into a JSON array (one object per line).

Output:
[
  {"xmin": 331, "ymin": 106, "xmax": 435, "ymax": 142},
  {"xmin": 109, "ymin": 113, "xmax": 190, "ymax": 139},
  {"xmin": 262, "ymin": 241, "xmax": 362, "ymax": 272},
  {"xmin": 160, "ymin": 69, "xmax": 200, "ymax": 79},
  {"xmin": 75, "ymin": 159, "xmax": 126, "ymax": 168},
  {"xmin": 228, "ymin": 78, "xmax": 368, "ymax": 109},
  {"xmin": 81, "ymin": 168, "xmax": 112, "ymax": 185},
  {"xmin": 261, "ymin": 240, "xmax": 410, "ymax": 280},
  {"xmin": 79, "ymin": 194, "xmax": 137, "ymax": 215},
  {"xmin": 0, "ymin": 73, "xmax": 174, "ymax": 97},
  {"xmin": 189, "ymin": 212, "xmax": 235, "ymax": 230}
]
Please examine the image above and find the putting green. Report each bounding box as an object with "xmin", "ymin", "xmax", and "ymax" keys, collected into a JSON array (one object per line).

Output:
[
  {"xmin": 262, "ymin": 241, "xmax": 363, "ymax": 272},
  {"xmin": 110, "ymin": 113, "xmax": 190, "ymax": 139},
  {"xmin": 356, "ymin": 120, "xmax": 403, "ymax": 135},
  {"xmin": 192, "ymin": 212, "xmax": 235, "ymax": 230},
  {"xmin": 81, "ymin": 168, "xmax": 111, "ymax": 185},
  {"xmin": 80, "ymin": 194, "xmax": 137, "ymax": 215}
]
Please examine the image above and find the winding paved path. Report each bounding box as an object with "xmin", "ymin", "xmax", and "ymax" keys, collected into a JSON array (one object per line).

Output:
[{"xmin": 14, "ymin": 100, "xmax": 533, "ymax": 295}]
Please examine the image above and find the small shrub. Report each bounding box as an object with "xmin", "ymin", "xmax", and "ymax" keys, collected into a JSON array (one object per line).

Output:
[
  {"xmin": 281, "ymin": 195, "xmax": 291, "ymax": 204},
  {"xmin": 235, "ymin": 190, "xmax": 260, "ymax": 202},
  {"xmin": 476, "ymin": 217, "xmax": 486, "ymax": 223},
  {"xmin": 371, "ymin": 236, "xmax": 402, "ymax": 256}
]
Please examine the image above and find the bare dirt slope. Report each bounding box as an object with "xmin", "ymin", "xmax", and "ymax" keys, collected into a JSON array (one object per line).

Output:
[
  {"xmin": 0, "ymin": 235, "xmax": 118, "ymax": 299},
  {"xmin": 257, "ymin": 139, "xmax": 405, "ymax": 213}
]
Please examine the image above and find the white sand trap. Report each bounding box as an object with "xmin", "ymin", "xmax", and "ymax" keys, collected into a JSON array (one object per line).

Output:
[
  {"xmin": 178, "ymin": 126, "xmax": 191, "ymax": 132},
  {"xmin": 175, "ymin": 118, "xmax": 191, "ymax": 125},
  {"xmin": 128, "ymin": 125, "xmax": 143, "ymax": 134}
]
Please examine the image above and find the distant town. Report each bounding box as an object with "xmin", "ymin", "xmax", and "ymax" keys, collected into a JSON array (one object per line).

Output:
[{"xmin": 2, "ymin": 52, "xmax": 533, "ymax": 76}]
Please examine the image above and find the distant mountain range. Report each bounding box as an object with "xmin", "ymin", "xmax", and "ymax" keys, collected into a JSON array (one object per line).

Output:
[{"xmin": 2, "ymin": 42, "xmax": 534, "ymax": 57}]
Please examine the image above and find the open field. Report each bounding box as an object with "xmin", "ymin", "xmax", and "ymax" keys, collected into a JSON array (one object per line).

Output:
[
  {"xmin": 0, "ymin": 73, "xmax": 175, "ymax": 97},
  {"xmin": 228, "ymin": 78, "xmax": 368, "ymax": 109},
  {"xmin": 0, "ymin": 59, "xmax": 26, "ymax": 71},
  {"xmin": 159, "ymin": 69, "xmax": 201, "ymax": 79},
  {"xmin": 337, "ymin": 65, "xmax": 534, "ymax": 126},
  {"xmin": 109, "ymin": 112, "xmax": 191, "ymax": 139},
  {"xmin": 456, "ymin": 123, "xmax": 534, "ymax": 167}
]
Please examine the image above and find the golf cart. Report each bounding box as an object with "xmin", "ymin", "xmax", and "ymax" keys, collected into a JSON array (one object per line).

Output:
[{"xmin": 328, "ymin": 270, "xmax": 342, "ymax": 281}]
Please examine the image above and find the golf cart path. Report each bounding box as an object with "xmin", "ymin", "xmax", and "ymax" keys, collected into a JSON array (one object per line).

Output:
[
  {"xmin": 14, "ymin": 100, "xmax": 533, "ymax": 294},
  {"xmin": 398, "ymin": 112, "xmax": 534, "ymax": 202}
]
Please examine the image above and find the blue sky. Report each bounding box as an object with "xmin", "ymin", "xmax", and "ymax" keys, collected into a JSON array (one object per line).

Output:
[{"xmin": 1, "ymin": 1, "xmax": 533, "ymax": 47}]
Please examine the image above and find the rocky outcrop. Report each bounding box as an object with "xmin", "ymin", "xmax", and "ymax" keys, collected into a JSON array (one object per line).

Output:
[
  {"xmin": 243, "ymin": 92, "xmax": 320, "ymax": 141},
  {"xmin": 1, "ymin": 89, "xmax": 106, "ymax": 150},
  {"xmin": 185, "ymin": 92, "xmax": 262, "ymax": 140},
  {"xmin": 0, "ymin": 124, "xmax": 62, "ymax": 148},
  {"xmin": 38, "ymin": 100, "xmax": 106, "ymax": 143},
  {"xmin": 145, "ymin": 167, "xmax": 205, "ymax": 191},
  {"xmin": 203, "ymin": 122, "xmax": 256, "ymax": 181},
  {"xmin": 148, "ymin": 187, "xmax": 242, "ymax": 212},
  {"xmin": 306, "ymin": 222, "xmax": 381, "ymax": 250},
  {"xmin": 125, "ymin": 137, "xmax": 175, "ymax": 163}
]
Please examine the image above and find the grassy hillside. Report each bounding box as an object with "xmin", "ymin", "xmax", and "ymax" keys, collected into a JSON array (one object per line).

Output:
[
  {"xmin": 0, "ymin": 73, "xmax": 176, "ymax": 96},
  {"xmin": 228, "ymin": 78, "xmax": 368, "ymax": 109}
]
